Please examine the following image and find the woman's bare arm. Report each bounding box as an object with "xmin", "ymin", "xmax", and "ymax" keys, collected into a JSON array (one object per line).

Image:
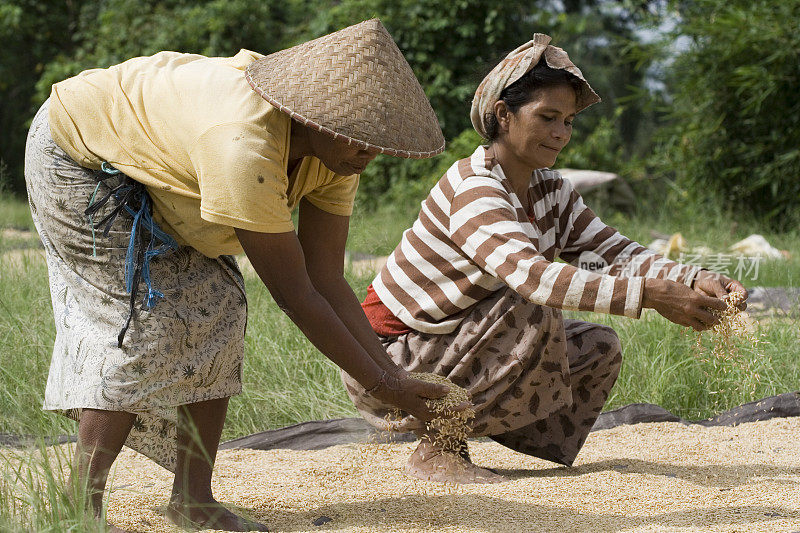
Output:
[
  {"xmin": 235, "ymin": 220, "xmax": 450, "ymax": 420},
  {"xmin": 297, "ymin": 199, "xmax": 399, "ymax": 374},
  {"xmin": 236, "ymin": 225, "xmax": 385, "ymax": 387}
]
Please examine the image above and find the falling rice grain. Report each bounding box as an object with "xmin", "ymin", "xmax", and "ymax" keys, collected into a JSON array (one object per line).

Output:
[
  {"xmin": 694, "ymin": 291, "xmax": 766, "ymax": 399},
  {"xmin": 407, "ymin": 372, "xmax": 475, "ymax": 453}
]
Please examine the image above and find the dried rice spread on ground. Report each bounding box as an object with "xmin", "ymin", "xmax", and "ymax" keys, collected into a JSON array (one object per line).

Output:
[{"xmin": 8, "ymin": 417, "xmax": 800, "ymax": 532}]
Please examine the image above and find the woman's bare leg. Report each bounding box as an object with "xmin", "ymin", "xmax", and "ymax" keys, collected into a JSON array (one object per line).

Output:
[
  {"xmin": 405, "ymin": 433, "xmax": 507, "ymax": 484},
  {"xmin": 69, "ymin": 409, "xmax": 136, "ymax": 531},
  {"xmin": 166, "ymin": 397, "xmax": 268, "ymax": 532}
]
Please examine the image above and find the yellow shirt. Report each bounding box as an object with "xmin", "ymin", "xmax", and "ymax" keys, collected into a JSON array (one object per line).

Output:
[{"xmin": 48, "ymin": 49, "xmax": 358, "ymax": 258}]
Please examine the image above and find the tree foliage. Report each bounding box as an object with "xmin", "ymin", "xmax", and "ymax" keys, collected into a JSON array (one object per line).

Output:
[
  {"xmin": 0, "ymin": 0, "xmax": 660, "ymax": 196},
  {"xmin": 0, "ymin": 0, "xmax": 309, "ymax": 192},
  {"xmin": 654, "ymin": 0, "xmax": 800, "ymax": 228},
  {"xmin": 0, "ymin": 0, "xmax": 81, "ymax": 191},
  {"xmin": 34, "ymin": 0, "xmax": 299, "ymax": 97},
  {"xmin": 2, "ymin": 0, "xmax": 794, "ymax": 228},
  {"xmin": 300, "ymin": 0, "xmax": 662, "ymax": 208}
]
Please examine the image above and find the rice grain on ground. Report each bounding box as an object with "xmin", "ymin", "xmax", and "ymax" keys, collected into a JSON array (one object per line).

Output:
[{"xmin": 57, "ymin": 417, "xmax": 800, "ymax": 532}]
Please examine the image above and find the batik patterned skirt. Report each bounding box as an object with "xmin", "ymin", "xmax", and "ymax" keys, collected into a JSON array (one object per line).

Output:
[
  {"xmin": 343, "ymin": 288, "xmax": 623, "ymax": 466},
  {"xmin": 24, "ymin": 100, "xmax": 247, "ymax": 471}
]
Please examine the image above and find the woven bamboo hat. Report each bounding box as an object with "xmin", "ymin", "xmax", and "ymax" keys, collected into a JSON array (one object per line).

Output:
[{"xmin": 246, "ymin": 19, "xmax": 444, "ymax": 159}]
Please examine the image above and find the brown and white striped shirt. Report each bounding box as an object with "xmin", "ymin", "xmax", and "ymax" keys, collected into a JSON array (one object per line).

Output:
[{"xmin": 372, "ymin": 145, "xmax": 701, "ymax": 334}]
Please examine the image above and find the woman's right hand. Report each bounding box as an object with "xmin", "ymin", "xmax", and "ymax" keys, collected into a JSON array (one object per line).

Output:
[
  {"xmin": 366, "ymin": 368, "xmax": 471, "ymax": 422},
  {"xmin": 642, "ymin": 278, "xmax": 727, "ymax": 331}
]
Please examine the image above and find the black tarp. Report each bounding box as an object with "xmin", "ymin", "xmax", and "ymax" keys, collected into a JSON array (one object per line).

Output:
[{"xmin": 3, "ymin": 392, "xmax": 797, "ymax": 450}]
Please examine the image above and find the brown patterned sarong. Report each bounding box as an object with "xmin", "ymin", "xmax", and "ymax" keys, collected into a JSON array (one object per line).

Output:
[
  {"xmin": 342, "ymin": 288, "xmax": 622, "ymax": 466},
  {"xmin": 24, "ymin": 100, "xmax": 247, "ymax": 471}
]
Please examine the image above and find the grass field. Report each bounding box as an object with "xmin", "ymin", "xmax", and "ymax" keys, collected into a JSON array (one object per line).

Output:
[
  {"xmin": 1, "ymin": 192, "xmax": 798, "ymax": 443},
  {"xmin": 1, "ymin": 191, "xmax": 798, "ymax": 531}
]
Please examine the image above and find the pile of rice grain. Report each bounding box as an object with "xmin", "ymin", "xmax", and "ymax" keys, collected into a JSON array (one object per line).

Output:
[
  {"xmin": 3, "ymin": 416, "xmax": 799, "ymax": 532},
  {"xmin": 89, "ymin": 416, "xmax": 800, "ymax": 532}
]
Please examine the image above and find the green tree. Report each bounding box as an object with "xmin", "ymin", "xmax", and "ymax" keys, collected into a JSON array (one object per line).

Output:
[
  {"xmin": 35, "ymin": 0, "xmax": 300, "ymax": 97},
  {"xmin": 1, "ymin": 0, "xmax": 309, "ymax": 193},
  {"xmin": 304, "ymin": 0, "xmax": 664, "ymax": 206},
  {"xmin": 654, "ymin": 0, "xmax": 800, "ymax": 228},
  {"xmin": 1, "ymin": 0, "xmax": 664, "ymax": 201},
  {"xmin": 0, "ymin": 0, "xmax": 81, "ymax": 192}
]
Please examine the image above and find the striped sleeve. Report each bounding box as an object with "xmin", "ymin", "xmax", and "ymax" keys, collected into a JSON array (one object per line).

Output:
[
  {"xmin": 449, "ymin": 176, "xmax": 645, "ymax": 318},
  {"xmin": 558, "ymin": 180, "xmax": 702, "ymax": 287}
]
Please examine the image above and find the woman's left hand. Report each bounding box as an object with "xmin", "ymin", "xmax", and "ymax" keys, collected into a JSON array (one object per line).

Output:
[
  {"xmin": 367, "ymin": 368, "xmax": 469, "ymax": 422},
  {"xmin": 693, "ymin": 270, "xmax": 748, "ymax": 310}
]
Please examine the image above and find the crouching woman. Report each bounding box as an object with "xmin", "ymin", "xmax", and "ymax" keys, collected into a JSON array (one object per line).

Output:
[{"xmin": 342, "ymin": 34, "xmax": 747, "ymax": 484}]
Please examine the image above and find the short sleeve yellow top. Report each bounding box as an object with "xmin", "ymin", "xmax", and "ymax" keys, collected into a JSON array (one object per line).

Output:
[{"xmin": 48, "ymin": 49, "xmax": 359, "ymax": 258}]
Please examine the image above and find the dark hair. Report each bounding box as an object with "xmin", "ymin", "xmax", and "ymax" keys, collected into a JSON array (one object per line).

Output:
[{"xmin": 484, "ymin": 57, "xmax": 583, "ymax": 140}]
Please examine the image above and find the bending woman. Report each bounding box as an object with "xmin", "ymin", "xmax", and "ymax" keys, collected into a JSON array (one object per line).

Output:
[
  {"xmin": 343, "ymin": 33, "xmax": 747, "ymax": 484},
  {"xmin": 25, "ymin": 20, "xmax": 457, "ymax": 531}
]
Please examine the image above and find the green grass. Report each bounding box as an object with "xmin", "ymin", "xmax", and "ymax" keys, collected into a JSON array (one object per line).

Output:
[
  {"xmin": 593, "ymin": 206, "xmax": 800, "ymax": 288},
  {"xmin": 0, "ymin": 195, "xmax": 36, "ymax": 233},
  {"xmin": 224, "ymin": 272, "xmax": 360, "ymax": 439},
  {"xmin": 0, "ymin": 443, "xmax": 107, "ymax": 532},
  {"xmin": 1, "ymin": 191, "xmax": 799, "ymax": 441},
  {"xmin": 0, "ymin": 250, "xmax": 68, "ymax": 437},
  {"xmin": 0, "ymin": 194, "xmax": 40, "ymax": 254},
  {"xmin": 565, "ymin": 310, "xmax": 799, "ymax": 420},
  {"xmin": 346, "ymin": 202, "xmax": 420, "ymax": 257}
]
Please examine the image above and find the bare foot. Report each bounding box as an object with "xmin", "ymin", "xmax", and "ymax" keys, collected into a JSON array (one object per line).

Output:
[
  {"xmin": 166, "ymin": 497, "xmax": 268, "ymax": 531},
  {"xmin": 405, "ymin": 440, "xmax": 507, "ymax": 484}
]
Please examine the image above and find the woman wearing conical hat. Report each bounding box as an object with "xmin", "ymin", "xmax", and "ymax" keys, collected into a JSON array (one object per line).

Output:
[
  {"xmin": 25, "ymin": 19, "xmax": 457, "ymax": 531},
  {"xmin": 345, "ymin": 33, "xmax": 748, "ymax": 484}
]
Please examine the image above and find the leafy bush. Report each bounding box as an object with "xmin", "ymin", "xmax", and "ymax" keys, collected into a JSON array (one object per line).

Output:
[
  {"xmin": 323, "ymin": 0, "xmax": 657, "ymax": 206},
  {"xmin": 558, "ymin": 107, "xmax": 626, "ymax": 172},
  {"xmin": 654, "ymin": 0, "xmax": 800, "ymax": 229},
  {"xmin": 1, "ymin": 0, "xmax": 658, "ymax": 199}
]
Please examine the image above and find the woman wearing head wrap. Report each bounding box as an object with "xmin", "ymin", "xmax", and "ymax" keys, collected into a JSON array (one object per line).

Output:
[
  {"xmin": 345, "ymin": 33, "xmax": 748, "ymax": 484},
  {"xmin": 25, "ymin": 19, "xmax": 460, "ymax": 531}
]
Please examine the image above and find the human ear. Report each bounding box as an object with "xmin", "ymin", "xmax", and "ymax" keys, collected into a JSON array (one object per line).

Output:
[{"xmin": 493, "ymin": 100, "xmax": 512, "ymax": 133}]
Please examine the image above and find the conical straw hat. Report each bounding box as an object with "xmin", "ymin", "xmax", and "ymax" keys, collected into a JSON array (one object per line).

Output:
[{"xmin": 246, "ymin": 19, "xmax": 445, "ymax": 159}]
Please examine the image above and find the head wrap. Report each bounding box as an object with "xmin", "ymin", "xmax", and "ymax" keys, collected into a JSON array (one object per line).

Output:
[{"xmin": 470, "ymin": 33, "xmax": 600, "ymax": 139}]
